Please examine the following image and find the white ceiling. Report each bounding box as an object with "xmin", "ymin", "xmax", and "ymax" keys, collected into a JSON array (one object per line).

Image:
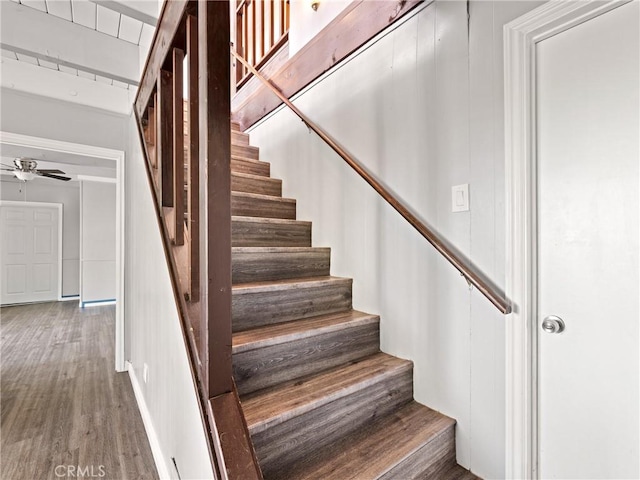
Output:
[
  {"xmin": 0, "ymin": 0, "xmax": 155, "ymax": 181},
  {"xmin": 0, "ymin": 0, "xmax": 158, "ymax": 112}
]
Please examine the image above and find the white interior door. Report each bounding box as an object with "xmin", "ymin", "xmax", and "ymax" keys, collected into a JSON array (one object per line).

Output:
[
  {"xmin": 536, "ymin": 2, "xmax": 639, "ymax": 478},
  {"xmin": 0, "ymin": 202, "xmax": 61, "ymax": 305}
]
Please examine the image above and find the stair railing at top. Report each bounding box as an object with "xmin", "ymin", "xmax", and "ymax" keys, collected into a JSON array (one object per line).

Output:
[{"xmin": 231, "ymin": 48, "xmax": 511, "ymax": 315}]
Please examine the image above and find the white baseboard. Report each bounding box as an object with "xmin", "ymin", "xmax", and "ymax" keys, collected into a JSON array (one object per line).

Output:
[{"xmin": 126, "ymin": 361, "xmax": 172, "ymax": 480}]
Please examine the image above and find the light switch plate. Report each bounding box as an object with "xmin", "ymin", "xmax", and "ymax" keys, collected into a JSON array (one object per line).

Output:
[{"xmin": 452, "ymin": 184, "xmax": 469, "ymax": 212}]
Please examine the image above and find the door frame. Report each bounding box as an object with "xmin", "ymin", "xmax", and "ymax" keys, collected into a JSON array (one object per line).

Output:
[
  {"xmin": 0, "ymin": 200, "xmax": 63, "ymax": 302},
  {"xmin": 0, "ymin": 131, "xmax": 126, "ymax": 373},
  {"xmin": 503, "ymin": 1, "xmax": 633, "ymax": 478}
]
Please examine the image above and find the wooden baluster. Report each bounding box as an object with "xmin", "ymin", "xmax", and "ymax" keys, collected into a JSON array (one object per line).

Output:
[
  {"xmin": 147, "ymin": 102, "xmax": 156, "ymax": 168},
  {"xmin": 158, "ymin": 70, "xmax": 174, "ymax": 210},
  {"xmin": 251, "ymin": 0, "xmax": 256, "ymax": 67},
  {"xmin": 187, "ymin": 14, "xmax": 200, "ymax": 303},
  {"xmin": 236, "ymin": 10, "xmax": 243, "ymax": 84},
  {"xmin": 280, "ymin": 0, "xmax": 285, "ymax": 37},
  {"xmin": 259, "ymin": 0, "xmax": 264, "ymax": 60},
  {"xmin": 285, "ymin": 0, "xmax": 289, "ymax": 32},
  {"xmin": 172, "ymin": 48, "xmax": 185, "ymax": 247},
  {"xmin": 269, "ymin": 0, "xmax": 274, "ymax": 49},
  {"xmin": 243, "ymin": 5, "xmax": 248, "ymax": 77}
]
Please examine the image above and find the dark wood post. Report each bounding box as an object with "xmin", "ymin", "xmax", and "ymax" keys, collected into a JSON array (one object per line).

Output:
[
  {"xmin": 172, "ymin": 48, "xmax": 185, "ymax": 246},
  {"xmin": 186, "ymin": 15, "xmax": 200, "ymax": 303},
  {"xmin": 198, "ymin": 0, "xmax": 232, "ymax": 398},
  {"xmin": 158, "ymin": 69, "xmax": 174, "ymax": 208}
]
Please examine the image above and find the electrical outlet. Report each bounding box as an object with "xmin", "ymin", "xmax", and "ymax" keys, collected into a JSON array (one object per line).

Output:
[{"xmin": 143, "ymin": 363, "xmax": 149, "ymax": 384}]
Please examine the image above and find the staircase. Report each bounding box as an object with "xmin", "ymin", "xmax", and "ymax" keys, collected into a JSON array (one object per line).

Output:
[{"xmin": 226, "ymin": 122, "xmax": 479, "ymax": 479}]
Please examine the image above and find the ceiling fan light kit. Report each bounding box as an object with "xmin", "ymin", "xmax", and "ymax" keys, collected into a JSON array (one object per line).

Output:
[
  {"xmin": 0, "ymin": 158, "xmax": 72, "ymax": 182},
  {"xmin": 14, "ymin": 170, "xmax": 37, "ymax": 182}
]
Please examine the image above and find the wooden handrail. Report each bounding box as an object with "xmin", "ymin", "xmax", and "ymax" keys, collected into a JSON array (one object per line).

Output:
[{"xmin": 231, "ymin": 48, "xmax": 511, "ymax": 315}]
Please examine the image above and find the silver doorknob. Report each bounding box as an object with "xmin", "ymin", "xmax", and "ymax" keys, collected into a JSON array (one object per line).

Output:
[{"xmin": 542, "ymin": 315, "xmax": 565, "ymax": 334}]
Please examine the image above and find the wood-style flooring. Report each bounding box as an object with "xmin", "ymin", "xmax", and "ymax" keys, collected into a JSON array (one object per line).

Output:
[{"xmin": 1, "ymin": 301, "xmax": 157, "ymax": 480}]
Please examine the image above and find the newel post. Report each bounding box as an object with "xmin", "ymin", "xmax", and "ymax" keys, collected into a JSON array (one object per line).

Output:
[{"xmin": 198, "ymin": 0, "xmax": 232, "ymax": 399}]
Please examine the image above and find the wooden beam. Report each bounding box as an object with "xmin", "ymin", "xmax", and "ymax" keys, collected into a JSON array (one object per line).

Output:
[
  {"xmin": 87, "ymin": 0, "xmax": 158, "ymax": 26},
  {"xmin": 199, "ymin": 0, "xmax": 232, "ymax": 398},
  {"xmin": 187, "ymin": 15, "xmax": 200, "ymax": 303},
  {"xmin": 232, "ymin": 0, "xmax": 426, "ymax": 129},
  {"xmin": 135, "ymin": 0, "xmax": 189, "ymax": 118},
  {"xmin": 173, "ymin": 48, "xmax": 185, "ymax": 246},
  {"xmin": 158, "ymin": 70, "xmax": 174, "ymax": 209}
]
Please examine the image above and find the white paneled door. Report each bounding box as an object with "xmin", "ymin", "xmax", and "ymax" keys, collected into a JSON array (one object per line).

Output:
[
  {"xmin": 0, "ymin": 202, "xmax": 61, "ymax": 305},
  {"xmin": 536, "ymin": 2, "xmax": 639, "ymax": 478}
]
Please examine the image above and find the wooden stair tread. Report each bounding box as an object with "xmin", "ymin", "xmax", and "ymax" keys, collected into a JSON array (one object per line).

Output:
[
  {"xmin": 232, "ymin": 191, "xmax": 296, "ymax": 220},
  {"xmin": 232, "ymin": 216, "xmax": 309, "ymax": 226},
  {"xmin": 231, "ymin": 157, "xmax": 270, "ymax": 177},
  {"xmin": 232, "ymin": 310, "xmax": 378, "ymax": 353},
  {"xmin": 232, "ymin": 247, "xmax": 331, "ymax": 284},
  {"xmin": 233, "ymin": 246, "xmax": 328, "ymax": 253},
  {"xmin": 232, "ymin": 216, "xmax": 311, "ymax": 247},
  {"xmin": 232, "ymin": 144, "xmax": 259, "ymax": 159},
  {"xmin": 232, "ymin": 154, "xmax": 265, "ymax": 163},
  {"xmin": 232, "ymin": 171, "xmax": 275, "ymax": 181},
  {"xmin": 279, "ymin": 401, "xmax": 456, "ymax": 480},
  {"xmin": 231, "ymin": 172, "xmax": 282, "ymax": 197},
  {"xmin": 242, "ymin": 352, "xmax": 412, "ymax": 434},
  {"xmin": 232, "ymin": 191, "xmax": 294, "ymax": 203},
  {"xmin": 232, "ymin": 276, "xmax": 353, "ymax": 331},
  {"xmin": 232, "ymin": 276, "xmax": 351, "ymax": 294}
]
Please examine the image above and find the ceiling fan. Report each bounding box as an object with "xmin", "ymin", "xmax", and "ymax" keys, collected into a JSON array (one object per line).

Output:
[{"xmin": 1, "ymin": 158, "xmax": 71, "ymax": 182}]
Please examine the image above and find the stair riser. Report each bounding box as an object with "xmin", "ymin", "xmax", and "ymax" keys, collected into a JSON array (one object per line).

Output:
[
  {"xmin": 232, "ymin": 220, "xmax": 311, "ymax": 247},
  {"xmin": 252, "ymin": 368, "xmax": 414, "ymax": 478},
  {"xmin": 233, "ymin": 131, "xmax": 250, "ymax": 146},
  {"xmin": 182, "ymin": 192, "xmax": 294, "ymax": 219},
  {"xmin": 233, "ymin": 322, "xmax": 380, "ymax": 395},
  {"xmin": 232, "ymin": 280, "xmax": 353, "ymax": 331},
  {"xmin": 382, "ymin": 427, "xmax": 456, "ymax": 480},
  {"xmin": 233, "ymin": 144, "xmax": 259, "ymax": 159},
  {"xmin": 182, "ymin": 130, "xmax": 249, "ymax": 146},
  {"xmin": 232, "ymin": 158, "xmax": 270, "ymax": 177},
  {"xmin": 182, "ymin": 172, "xmax": 279, "ymax": 196},
  {"xmin": 232, "ymin": 250, "xmax": 330, "ymax": 284},
  {"xmin": 231, "ymin": 195, "xmax": 296, "ymax": 220},
  {"xmin": 232, "ymin": 175, "xmax": 281, "ymax": 197}
]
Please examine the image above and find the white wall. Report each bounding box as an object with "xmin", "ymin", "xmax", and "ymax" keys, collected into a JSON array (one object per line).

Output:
[
  {"xmin": 0, "ymin": 88, "xmax": 128, "ymax": 151},
  {"xmin": 288, "ymin": 0, "xmax": 350, "ymax": 56},
  {"xmin": 0, "ymin": 177, "xmax": 80, "ymax": 297},
  {"xmin": 124, "ymin": 115, "xmax": 214, "ymax": 480},
  {"xmin": 247, "ymin": 1, "xmax": 542, "ymax": 477},
  {"xmin": 80, "ymin": 181, "xmax": 116, "ymax": 303}
]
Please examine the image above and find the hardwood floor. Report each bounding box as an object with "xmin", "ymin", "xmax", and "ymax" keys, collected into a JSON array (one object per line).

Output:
[{"xmin": 1, "ymin": 301, "xmax": 157, "ymax": 480}]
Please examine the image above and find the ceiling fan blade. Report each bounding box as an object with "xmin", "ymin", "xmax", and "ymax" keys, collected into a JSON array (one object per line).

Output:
[
  {"xmin": 1, "ymin": 162, "xmax": 16, "ymax": 169},
  {"xmin": 1, "ymin": 167, "xmax": 15, "ymax": 171},
  {"xmin": 37, "ymin": 169, "xmax": 66, "ymax": 174},
  {"xmin": 38, "ymin": 172, "xmax": 72, "ymax": 181}
]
